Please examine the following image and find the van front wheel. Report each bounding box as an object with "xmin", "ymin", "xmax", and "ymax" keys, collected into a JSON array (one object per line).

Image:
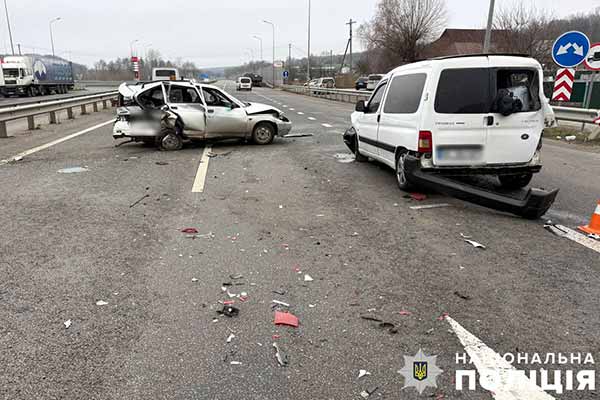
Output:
[
  {"xmin": 395, "ymin": 151, "xmax": 412, "ymax": 191},
  {"xmin": 498, "ymin": 173, "xmax": 533, "ymax": 189}
]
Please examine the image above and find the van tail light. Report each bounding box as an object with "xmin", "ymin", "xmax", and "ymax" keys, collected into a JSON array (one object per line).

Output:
[{"xmin": 418, "ymin": 131, "xmax": 433, "ymax": 153}]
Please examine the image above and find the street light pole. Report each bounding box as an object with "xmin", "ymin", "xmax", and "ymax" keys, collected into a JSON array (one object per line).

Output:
[
  {"xmin": 3, "ymin": 0, "xmax": 14, "ymax": 55},
  {"xmin": 253, "ymin": 35, "xmax": 263, "ymax": 61},
  {"xmin": 130, "ymin": 39, "xmax": 139, "ymax": 58},
  {"xmin": 263, "ymin": 20, "xmax": 275, "ymax": 87},
  {"xmin": 49, "ymin": 17, "xmax": 61, "ymax": 57},
  {"xmin": 483, "ymin": 0, "xmax": 495, "ymax": 53},
  {"xmin": 307, "ymin": 0, "xmax": 311, "ymax": 82}
]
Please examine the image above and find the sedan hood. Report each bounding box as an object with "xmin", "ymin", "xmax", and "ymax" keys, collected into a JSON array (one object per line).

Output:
[{"xmin": 245, "ymin": 102, "xmax": 282, "ymax": 116}]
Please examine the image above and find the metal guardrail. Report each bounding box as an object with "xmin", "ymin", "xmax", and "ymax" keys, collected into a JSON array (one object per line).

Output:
[
  {"xmin": 0, "ymin": 91, "xmax": 118, "ymax": 138},
  {"xmin": 0, "ymin": 90, "xmax": 118, "ymax": 110}
]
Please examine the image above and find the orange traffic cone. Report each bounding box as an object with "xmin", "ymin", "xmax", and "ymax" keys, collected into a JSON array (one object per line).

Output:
[{"xmin": 579, "ymin": 201, "xmax": 600, "ymax": 235}]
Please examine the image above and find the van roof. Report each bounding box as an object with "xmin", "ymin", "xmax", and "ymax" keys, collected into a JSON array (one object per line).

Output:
[{"xmin": 388, "ymin": 54, "xmax": 542, "ymax": 76}]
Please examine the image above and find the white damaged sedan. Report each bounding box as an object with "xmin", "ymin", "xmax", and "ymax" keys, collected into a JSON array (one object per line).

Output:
[{"xmin": 113, "ymin": 80, "xmax": 292, "ymax": 150}]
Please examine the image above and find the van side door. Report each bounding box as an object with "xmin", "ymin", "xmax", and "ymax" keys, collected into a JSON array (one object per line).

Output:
[
  {"xmin": 377, "ymin": 73, "xmax": 427, "ymax": 165},
  {"xmin": 357, "ymin": 80, "xmax": 388, "ymax": 157}
]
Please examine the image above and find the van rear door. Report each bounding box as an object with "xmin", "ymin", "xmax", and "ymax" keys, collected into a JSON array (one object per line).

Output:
[
  {"xmin": 485, "ymin": 68, "xmax": 543, "ymax": 165},
  {"xmin": 432, "ymin": 67, "xmax": 491, "ymax": 166}
]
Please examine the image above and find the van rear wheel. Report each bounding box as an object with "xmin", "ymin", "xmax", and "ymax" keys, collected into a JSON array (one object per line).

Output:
[
  {"xmin": 395, "ymin": 151, "xmax": 412, "ymax": 191},
  {"xmin": 498, "ymin": 173, "xmax": 533, "ymax": 189}
]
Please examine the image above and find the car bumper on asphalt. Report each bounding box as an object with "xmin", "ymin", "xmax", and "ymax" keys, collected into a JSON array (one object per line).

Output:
[
  {"xmin": 418, "ymin": 152, "xmax": 543, "ymax": 176},
  {"xmin": 404, "ymin": 155, "xmax": 559, "ymax": 219}
]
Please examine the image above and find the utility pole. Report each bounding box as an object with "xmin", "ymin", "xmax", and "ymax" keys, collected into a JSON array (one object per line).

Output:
[
  {"xmin": 346, "ymin": 18, "xmax": 355, "ymax": 74},
  {"xmin": 263, "ymin": 20, "xmax": 275, "ymax": 87},
  {"xmin": 17, "ymin": 43, "xmax": 20, "ymax": 55},
  {"xmin": 49, "ymin": 17, "xmax": 61, "ymax": 57},
  {"xmin": 3, "ymin": 0, "xmax": 14, "ymax": 55},
  {"xmin": 330, "ymin": 50, "xmax": 333, "ymax": 75},
  {"xmin": 483, "ymin": 0, "xmax": 495, "ymax": 53},
  {"xmin": 307, "ymin": 0, "xmax": 311, "ymax": 82},
  {"xmin": 253, "ymin": 35, "xmax": 263, "ymax": 61}
]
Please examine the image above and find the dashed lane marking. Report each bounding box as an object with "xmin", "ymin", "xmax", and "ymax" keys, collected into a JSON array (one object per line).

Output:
[
  {"xmin": 297, "ymin": 112, "xmax": 304, "ymax": 115},
  {"xmin": 0, "ymin": 119, "xmax": 114, "ymax": 165},
  {"xmin": 446, "ymin": 316, "xmax": 555, "ymax": 400},
  {"xmin": 322, "ymin": 123, "xmax": 333, "ymax": 128},
  {"xmin": 307, "ymin": 117, "xmax": 316, "ymax": 121},
  {"xmin": 192, "ymin": 145, "xmax": 212, "ymax": 193},
  {"xmin": 289, "ymin": 108, "xmax": 295, "ymax": 111}
]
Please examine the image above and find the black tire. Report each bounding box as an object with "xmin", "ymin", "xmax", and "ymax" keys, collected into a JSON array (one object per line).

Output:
[
  {"xmin": 354, "ymin": 135, "xmax": 367, "ymax": 162},
  {"xmin": 26, "ymin": 87, "xmax": 34, "ymax": 97},
  {"xmin": 158, "ymin": 129, "xmax": 183, "ymax": 151},
  {"xmin": 498, "ymin": 173, "xmax": 533, "ymax": 189},
  {"xmin": 141, "ymin": 138, "xmax": 155, "ymax": 146},
  {"xmin": 395, "ymin": 150, "xmax": 412, "ymax": 191},
  {"xmin": 252, "ymin": 122, "xmax": 275, "ymax": 145}
]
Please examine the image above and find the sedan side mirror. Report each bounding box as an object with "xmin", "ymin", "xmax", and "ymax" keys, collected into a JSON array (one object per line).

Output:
[{"xmin": 355, "ymin": 100, "xmax": 366, "ymax": 112}]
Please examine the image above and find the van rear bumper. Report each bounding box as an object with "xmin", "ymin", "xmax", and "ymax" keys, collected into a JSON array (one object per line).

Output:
[
  {"xmin": 419, "ymin": 153, "xmax": 542, "ymax": 176},
  {"xmin": 404, "ymin": 155, "xmax": 558, "ymax": 219}
]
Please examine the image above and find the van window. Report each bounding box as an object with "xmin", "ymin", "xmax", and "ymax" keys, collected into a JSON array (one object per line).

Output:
[
  {"xmin": 435, "ymin": 68, "xmax": 490, "ymax": 114},
  {"xmin": 494, "ymin": 69, "xmax": 541, "ymax": 113},
  {"xmin": 366, "ymin": 82, "xmax": 387, "ymax": 113},
  {"xmin": 383, "ymin": 73, "xmax": 426, "ymax": 114}
]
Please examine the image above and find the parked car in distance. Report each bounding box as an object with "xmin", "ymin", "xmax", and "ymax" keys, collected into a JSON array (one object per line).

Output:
[
  {"xmin": 237, "ymin": 77, "xmax": 252, "ymax": 91},
  {"xmin": 152, "ymin": 67, "xmax": 180, "ymax": 81},
  {"xmin": 366, "ymin": 74, "xmax": 384, "ymax": 91},
  {"xmin": 244, "ymin": 72, "xmax": 263, "ymax": 87},
  {"xmin": 113, "ymin": 80, "xmax": 292, "ymax": 150},
  {"xmin": 303, "ymin": 79, "xmax": 318, "ymax": 87},
  {"xmin": 355, "ymin": 76, "xmax": 368, "ymax": 90},
  {"xmin": 346, "ymin": 54, "xmax": 557, "ymax": 191},
  {"xmin": 315, "ymin": 77, "xmax": 336, "ymax": 88}
]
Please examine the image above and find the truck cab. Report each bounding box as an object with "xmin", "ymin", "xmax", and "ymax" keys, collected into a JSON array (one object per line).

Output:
[{"xmin": 0, "ymin": 57, "xmax": 34, "ymax": 96}]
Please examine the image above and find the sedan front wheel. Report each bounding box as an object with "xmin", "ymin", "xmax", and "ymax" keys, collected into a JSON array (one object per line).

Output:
[{"xmin": 252, "ymin": 122, "xmax": 275, "ymax": 145}]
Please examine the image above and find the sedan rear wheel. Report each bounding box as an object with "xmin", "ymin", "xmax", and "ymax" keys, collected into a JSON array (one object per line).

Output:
[
  {"xmin": 252, "ymin": 122, "xmax": 275, "ymax": 145},
  {"xmin": 159, "ymin": 129, "xmax": 183, "ymax": 151}
]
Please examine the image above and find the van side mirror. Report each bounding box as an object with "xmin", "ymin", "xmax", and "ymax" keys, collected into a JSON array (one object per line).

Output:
[{"xmin": 355, "ymin": 100, "xmax": 366, "ymax": 112}]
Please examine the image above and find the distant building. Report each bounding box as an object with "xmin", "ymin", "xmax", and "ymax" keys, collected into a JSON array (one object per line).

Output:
[{"xmin": 420, "ymin": 29, "xmax": 510, "ymax": 59}]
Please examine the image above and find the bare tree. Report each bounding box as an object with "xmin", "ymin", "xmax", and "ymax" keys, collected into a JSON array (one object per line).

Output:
[
  {"xmin": 358, "ymin": 0, "xmax": 447, "ymax": 71},
  {"xmin": 493, "ymin": 3, "xmax": 555, "ymax": 65}
]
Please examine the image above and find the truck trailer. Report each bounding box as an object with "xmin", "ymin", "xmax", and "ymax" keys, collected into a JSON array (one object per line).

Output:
[{"xmin": 0, "ymin": 54, "xmax": 74, "ymax": 97}]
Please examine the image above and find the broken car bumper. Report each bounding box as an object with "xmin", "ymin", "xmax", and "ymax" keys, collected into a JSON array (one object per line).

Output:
[
  {"xmin": 112, "ymin": 120, "xmax": 158, "ymax": 139},
  {"xmin": 276, "ymin": 120, "xmax": 292, "ymax": 136},
  {"xmin": 404, "ymin": 155, "xmax": 559, "ymax": 219}
]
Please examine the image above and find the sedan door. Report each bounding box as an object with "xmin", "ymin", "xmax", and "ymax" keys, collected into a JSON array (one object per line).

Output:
[
  {"xmin": 200, "ymin": 87, "xmax": 248, "ymax": 138},
  {"xmin": 166, "ymin": 84, "xmax": 207, "ymax": 137},
  {"xmin": 357, "ymin": 80, "xmax": 387, "ymax": 157}
]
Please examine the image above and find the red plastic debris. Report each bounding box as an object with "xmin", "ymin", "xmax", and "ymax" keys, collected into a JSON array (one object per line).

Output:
[
  {"xmin": 437, "ymin": 312, "xmax": 449, "ymax": 321},
  {"xmin": 398, "ymin": 310, "xmax": 412, "ymax": 316},
  {"xmin": 274, "ymin": 311, "xmax": 299, "ymax": 328},
  {"xmin": 410, "ymin": 193, "xmax": 427, "ymax": 201},
  {"xmin": 181, "ymin": 228, "xmax": 199, "ymax": 234},
  {"xmin": 223, "ymin": 300, "xmax": 235, "ymax": 305},
  {"xmin": 239, "ymin": 296, "xmax": 248, "ymax": 302},
  {"xmin": 272, "ymin": 334, "xmax": 281, "ymax": 339}
]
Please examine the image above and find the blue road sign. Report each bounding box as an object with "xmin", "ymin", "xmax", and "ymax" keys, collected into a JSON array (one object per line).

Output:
[
  {"xmin": 283, "ymin": 70, "xmax": 289, "ymax": 79},
  {"xmin": 552, "ymin": 31, "xmax": 590, "ymax": 68},
  {"xmin": 199, "ymin": 73, "xmax": 209, "ymax": 79}
]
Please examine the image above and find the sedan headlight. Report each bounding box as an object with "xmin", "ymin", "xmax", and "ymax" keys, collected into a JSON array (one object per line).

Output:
[{"xmin": 279, "ymin": 114, "xmax": 290, "ymax": 122}]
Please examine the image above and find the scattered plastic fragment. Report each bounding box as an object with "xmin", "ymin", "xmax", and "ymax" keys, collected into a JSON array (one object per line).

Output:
[
  {"xmin": 273, "ymin": 289, "xmax": 286, "ymax": 295},
  {"xmin": 155, "ymin": 161, "xmax": 169, "ymax": 166},
  {"xmin": 58, "ymin": 166, "xmax": 88, "ymax": 174},
  {"xmin": 437, "ymin": 312, "xmax": 449, "ymax": 321},
  {"xmin": 459, "ymin": 233, "xmax": 472, "ymax": 239},
  {"xmin": 272, "ymin": 300, "xmax": 290, "ymax": 307},
  {"xmin": 360, "ymin": 387, "xmax": 378, "ymax": 398},
  {"xmin": 284, "ymin": 133, "xmax": 314, "ymax": 138},
  {"xmin": 565, "ymin": 135, "xmax": 576, "ymax": 141},
  {"xmin": 226, "ymin": 333, "xmax": 236, "ymax": 343},
  {"xmin": 360, "ymin": 315, "xmax": 383, "ymax": 322},
  {"xmin": 426, "ymin": 328, "xmax": 434, "ymax": 335},
  {"xmin": 410, "ymin": 193, "xmax": 427, "ymax": 201},
  {"xmin": 217, "ymin": 305, "xmax": 240, "ymax": 318},
  {"xmin": 358, "ymin": 370, "xmax": 371, "ymax": 379},
  {"xmin": 464, "ymin": 239, "xmax": 486, "ymax": 249},
  {"xmin": 398, "ymin": 310, "xmax": 412, "ymax": 316},
  {"xmin": 453, "ymin": 291, "xmax": 472, "ymax": 300},
  {"xmin": 274, "ymin": 311, "xmax": 299, "ymax": 327},
  {"xmin": 129, "ymin": 194, "xmax": 150, "ymax": 208},
  {"xmin": 304, "ymin": 274, "xmax": 314, "ymax": 282},
  {"xmin": 191, "ymin": 278, "xmax": 199, "ymax": 282},
  {"xmin": 334, "ymin": 153, "xmax": 356, "ymax": 163},
  {"xmin": 588, "ymin": 233, "xmax": 600, "ymax": 240},
  {"xmin": 410, "ymin": 203, "xmax": 451, "ymax": 210},
  {"xmin": 96, "ymin": 300, "xmax": 108, "ymax": 306},
  {"xmin": 273, "ymin": 343, "xmax": 289, "ymax": 366},
  {"xmin": 230, "ymin": 361, "xmax": 242, "ymax": 365},
  {"xmin": 230, "ymin": 274, "xmax": 244, "ymax": 280},
  {"xmin": 309, "ymin": 304, "xmax": 316, "ymax": 308},
  {"xmin": 223, "ymin": 300, "xmax": 235, "ymax": 305},
  {"xmin": 379, "ymin": 322, "xmax": 398, "ymax": 334},
  {"xmin": 181, "ymin": 228, "xmax": 199, "ymax": 234},
  {"xmin": 64, "ymin": 319, "xmax": 72, "ymax": 329}
]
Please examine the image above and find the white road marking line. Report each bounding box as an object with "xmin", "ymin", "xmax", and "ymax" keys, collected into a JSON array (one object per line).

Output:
[
  {"xmin": 307, "ymin": 117, "xmax": 316, "ymax": 121},
  {"xmin": 192, "ymin": 145, "xmax": 212, "ymax": 193},
  {"xmin": 297, "ymin": 112, "xmax": 304, "ymax": 115},
  {"xmin": 282, "ymin": 105, "xmax": 288, "ymax": 107},
  {"xmin": 322, "ymin": 123, "xmax": 333, "ymax": 128},
  {"xmin": 446, "ymin": 316, "xmax": 555, "ymax": 400},
  {"xmin": 0, "ymin": 119, "xmax": 114, "ymax": 165},
  {"xmin": 546, "ymin": 224, "xmax": 600, "ymax": 254},
  {"xmin": 289, "ymin": 108, "xmax": 295, "ymax": 111}
]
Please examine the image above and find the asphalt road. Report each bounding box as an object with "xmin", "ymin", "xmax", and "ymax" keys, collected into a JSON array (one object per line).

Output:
[{"xmin": 0, "ymin": 81, "xmax": 598, "ymax": 399}]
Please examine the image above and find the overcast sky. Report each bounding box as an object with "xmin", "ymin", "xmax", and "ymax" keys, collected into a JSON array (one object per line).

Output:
[{"xmin": 2, "ymin": 0, "xmax": 598, "ymax": 67}]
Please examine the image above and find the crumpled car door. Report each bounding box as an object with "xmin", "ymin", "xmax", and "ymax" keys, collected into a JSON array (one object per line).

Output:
[{"xmin": 166, "ymin": 84, "xmax": 207, "ymax": 136}]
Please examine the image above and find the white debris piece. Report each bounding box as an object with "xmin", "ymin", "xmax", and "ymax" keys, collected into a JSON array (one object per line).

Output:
[
  {"xmin": 565, "ymin": 135, "xmax": 577, "ymax": 141},
  {"xmin": 226, "ymin": 333, "xmax": 236, "ymax": 343},
  {"xmin": 464, "ymin": 239, "xmax": 486, "ymax": 249},
  {"xmin": 230, "ymin": 361, "xmax": 242, "ymax": 365},
  {"xmin": 58, "ymin": 166, "xmax": 89, "ymax": 174},
  {"xmin": 272, "ymin": 300, "xmax": 290, "ymax": 307},
  {"xmin": 358, "ymin": 369, "xmax": 371, "ymax": 379},
  {"xmin": 410, "ymin": 203, "xmax": 451, "ymax": 210},
  {"xmin": 304, "ymin": 274, "xmax": 314, "ymax": 282},
  {"xmin": 64, "ymin": 319, "xmax": 72, "ymax": 329},
  {"xmin": 191, "ymin": 278, "xmax": 199, "ymax": 282},
  {"xmin": 96, "ymin": 300, "xmax": 109, "ymax": 306},
  {"xmin": 459, "ymin": 233, "xmax": 472, "ymax": 239}
]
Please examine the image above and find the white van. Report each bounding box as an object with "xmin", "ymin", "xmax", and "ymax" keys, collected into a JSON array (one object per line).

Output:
[
  {"xmin": 236, "ymin": 76, "xmax": 252, "ymax": 91},
  {"xmin": 152, "ymin": 67, "xmax": 180, "ymax": 81},
  {"xmin": 346, "ymin": 55, "xmax": 556, "ymax": 191}
]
